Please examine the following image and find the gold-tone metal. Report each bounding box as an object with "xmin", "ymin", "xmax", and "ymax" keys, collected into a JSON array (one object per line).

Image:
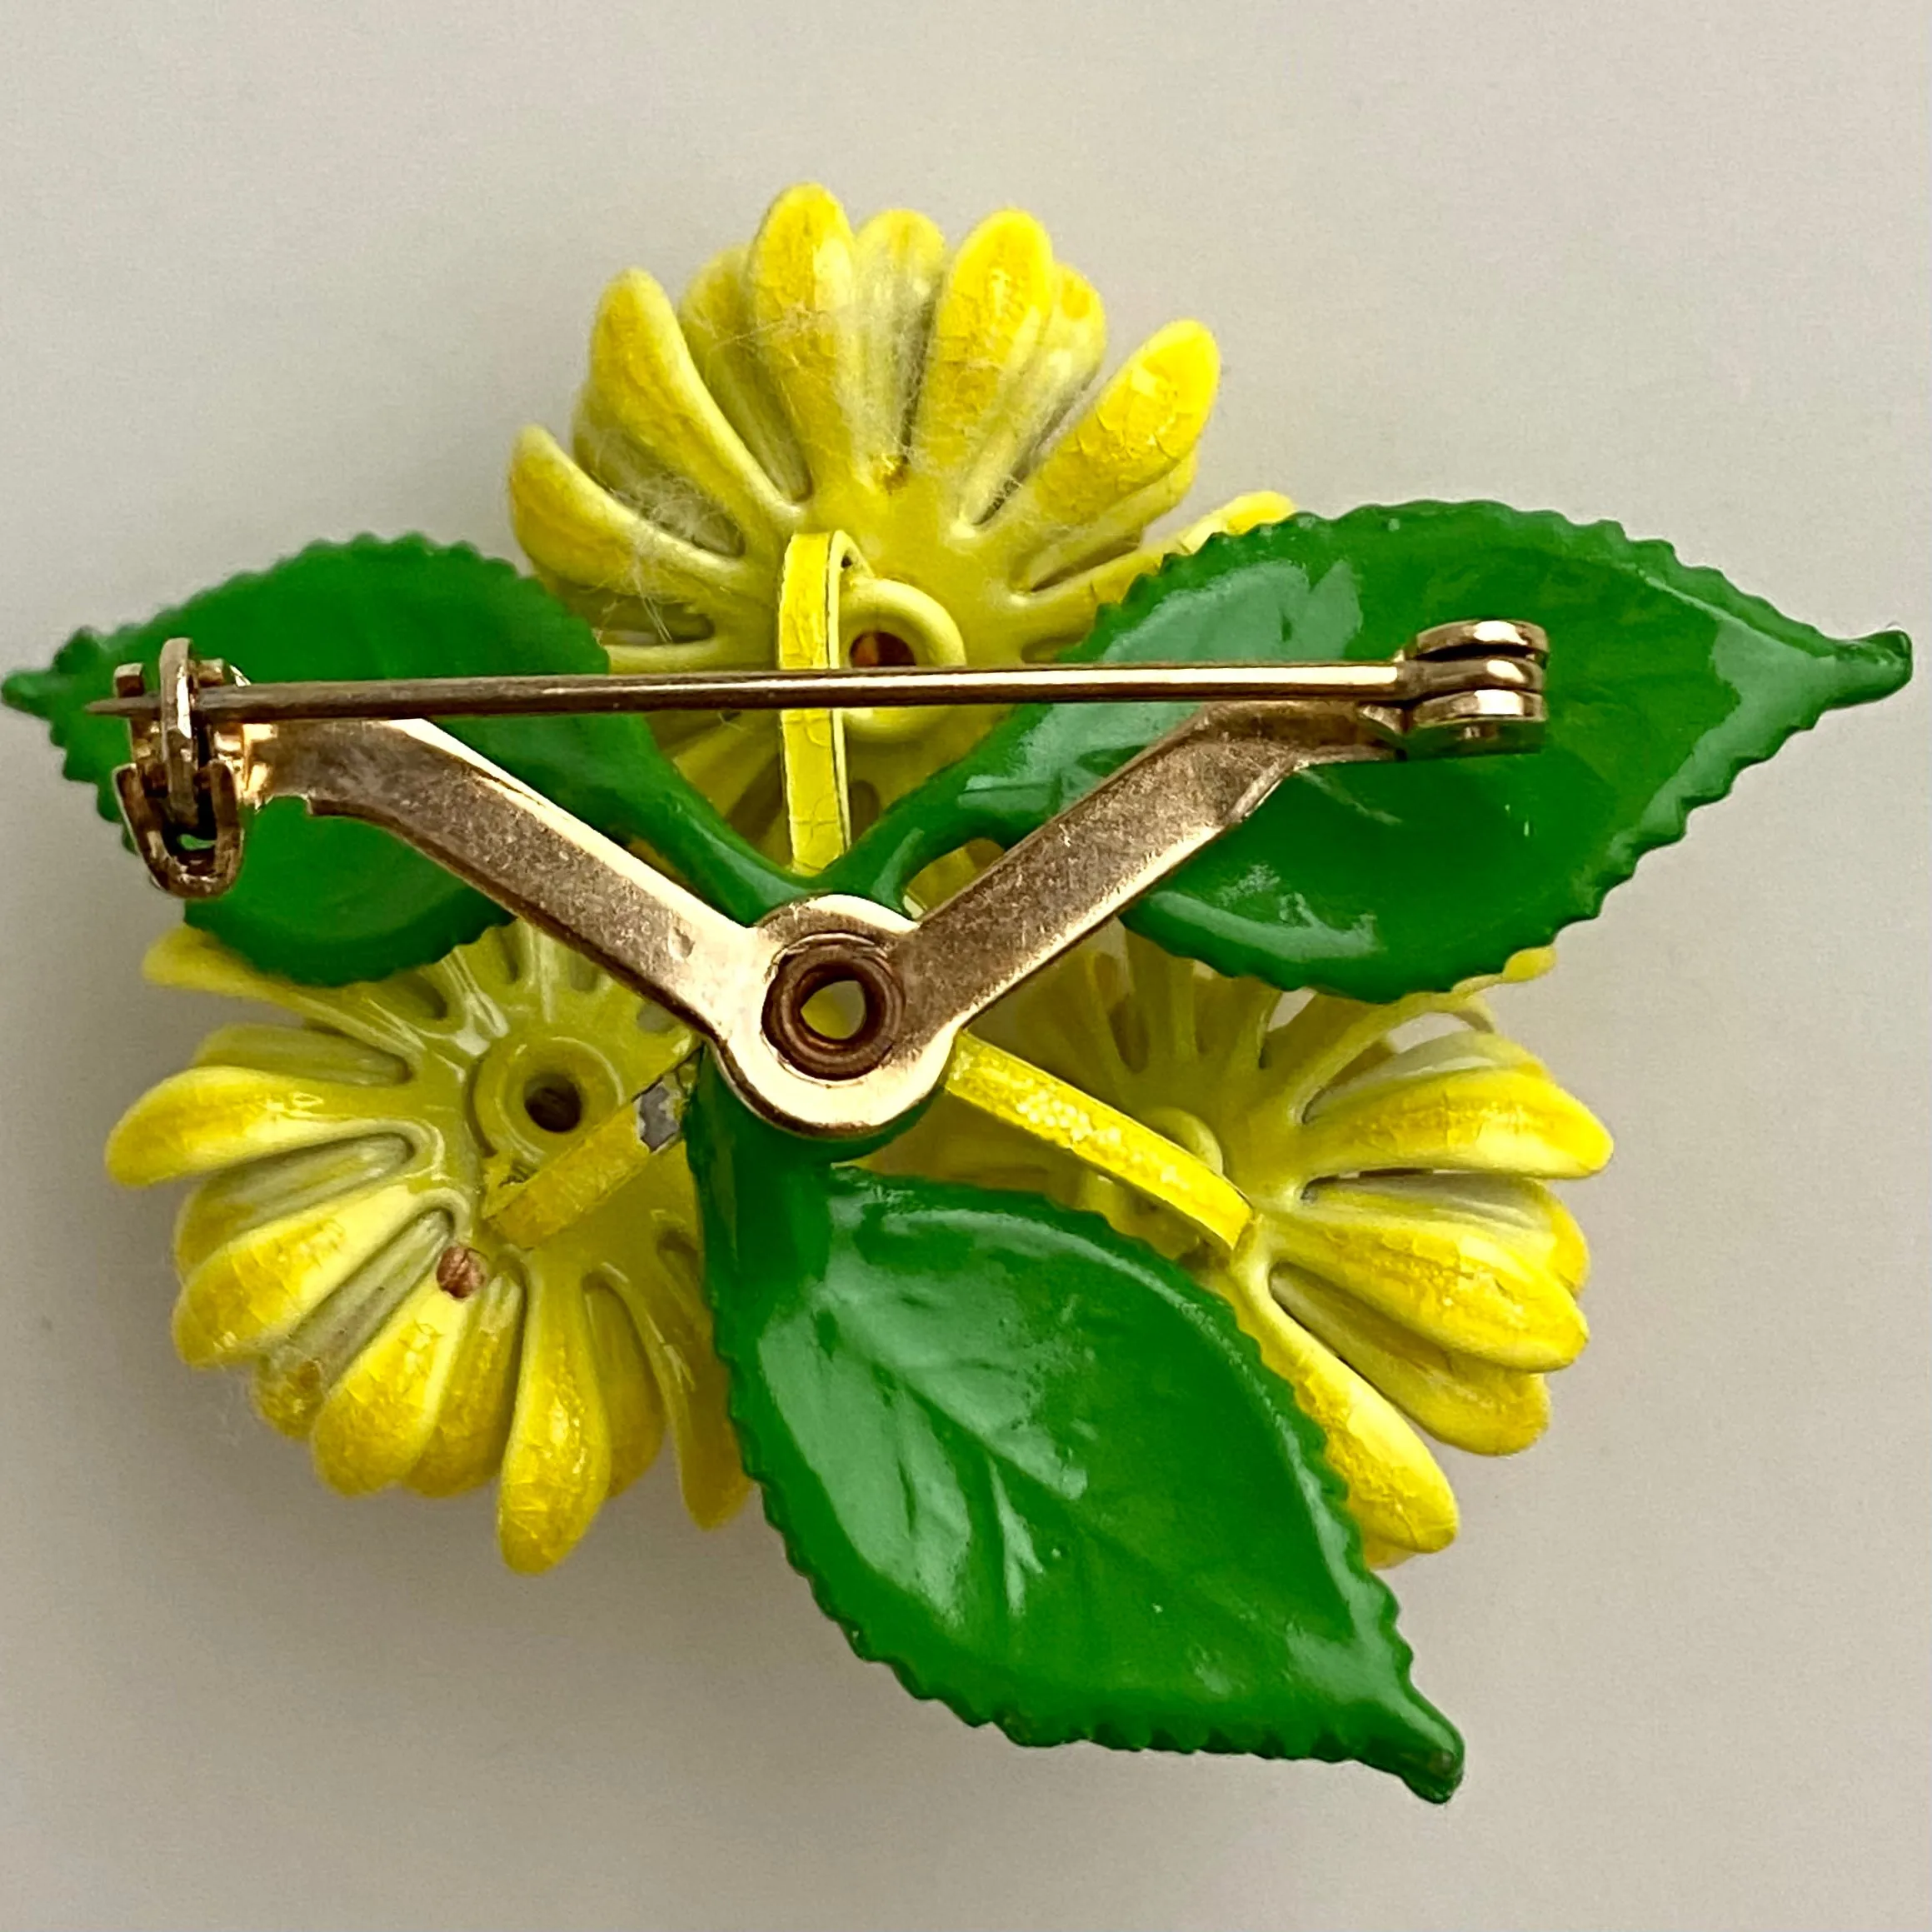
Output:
[
  {"xmin": 1410, "ymin": 617, "xmax": 1550, "ymax": 661},
  {"xmin": 155, "ymin": 637, "xmax": 202, "ymax": 824},
  {"xmin": 84, "ymin": 645, "xmax": 1542, "ymax": 725},
  {"xmin": 103, "ymin": 618, "xmax": 1549, "ymax": 1138},
  {"xmin": 880, "ymin": 701, "xmax": 1395, "ymax": 1048},
  {"xmin": 110, "ymin": 639, "xmax": 249, "ymax": 899},
  {"xmin": 761, "ymin": 931, "xmax": 907, "ymax": 1081}
]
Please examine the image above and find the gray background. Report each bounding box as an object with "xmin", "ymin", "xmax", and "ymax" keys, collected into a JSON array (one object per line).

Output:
[{"xmin": 1, "ymin": 3, "xmax": 1926, "ymax": 1927}]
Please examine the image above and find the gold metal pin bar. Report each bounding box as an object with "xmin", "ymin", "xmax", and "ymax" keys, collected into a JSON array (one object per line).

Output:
[
  {"xmin": 99, "ymin": 619, "xmax": 1550, "ymax": 1134},
  {"xmin": 85, "ymin": 643, "xmax": 1542, "ymax": 726}
]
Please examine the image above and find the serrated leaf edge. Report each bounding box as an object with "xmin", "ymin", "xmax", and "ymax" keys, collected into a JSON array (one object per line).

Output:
[
  {"xmin": 841, "ymin": 500, "xmax": 1910, "ymax": 998},
  {"xmin": 699, "ymin": 1116, "xmax": 1463, "ymax": 1801}
]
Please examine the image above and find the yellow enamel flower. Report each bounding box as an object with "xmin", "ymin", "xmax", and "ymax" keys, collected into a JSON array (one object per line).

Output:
[
  {"xmin": 875, "ymin": 935, "xmax": 1612, "ymax": 1565},
  {"xmin": 107, "ymin": 922, "xmax": 747, "ymax": 1573},
  {"xmin": 509, "ymin": 182, "xmax": 1288, "ymax": 852},
  {"xmin": 104, "ymin": 188, "xmax": 1608, "ymax": 1588}
]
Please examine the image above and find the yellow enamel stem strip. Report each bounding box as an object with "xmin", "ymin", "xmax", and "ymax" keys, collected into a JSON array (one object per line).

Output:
[
  {"xmin": 776, "ymin": 530, "xmax": 856, "ymax": 875},
  {"xmin": 944, "ymin": 1034, "xmax": 1255, "ymax": 1253},
  {"xmin": 487, "ymin": 1101, "xmax": 661, "ymax": 1251},
  {"xmin": 769, "ymin": 547, "xmax": 1245, "ymax": 1255}
]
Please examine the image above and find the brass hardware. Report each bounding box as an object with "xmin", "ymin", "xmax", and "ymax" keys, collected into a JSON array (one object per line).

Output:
[
  {"xmin": 1403, "ymin": 618, "xmax": 1550, "ymax": 751},
  {"xmin": 83, "ymin": 640, "xmax": 1544, "ymax": 725},
  {"xmin": 102, "ymin": 619, "xmax": 1549, "ymax": 1138},
  {"xmin": 1410, "ymin": 617, "xmax": 1549, "ymax": 661},
  {"xmin": 109, "ymin": 638, "xmax": 248, "ymax": 899},
  {"xmin": 761, "ymin": 931, "xmax": 907, "ymax": 1082}
]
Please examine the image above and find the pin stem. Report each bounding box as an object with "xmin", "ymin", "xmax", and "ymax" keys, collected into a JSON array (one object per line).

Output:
[{"xmin": 87, "ymin": 660, "xmax": 1443, "ymax": 723}]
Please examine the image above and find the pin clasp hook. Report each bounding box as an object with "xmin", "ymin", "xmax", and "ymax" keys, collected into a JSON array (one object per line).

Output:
[{"xmin": 110, "ymin": 637, "xmax": 248, "ymax": 899}]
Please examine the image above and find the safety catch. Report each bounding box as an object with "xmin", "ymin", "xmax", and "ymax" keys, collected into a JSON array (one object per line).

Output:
[{"xmin": 109, "ymin": 637, "xmax": 247, "ymax": 899}]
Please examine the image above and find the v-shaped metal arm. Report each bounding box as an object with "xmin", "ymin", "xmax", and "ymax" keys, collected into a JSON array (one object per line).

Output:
[{"xmin": 107, "ymin": 626, "xmax": 1546, "ymax": 1139}]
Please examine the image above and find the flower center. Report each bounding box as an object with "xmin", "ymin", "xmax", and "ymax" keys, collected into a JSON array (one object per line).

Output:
[
  {"xmin": 847, "ymin": 630, "xmax": 916, "ymax": 668},
  {"xmin": 522, "ymin": 1072, "xmax": 586, "ymax": 1136},
  {"xmin": 835, "ymin": 569, "xmax": 968, "ymax": 744},
  {"xmin": 471, "ymin": 1029, "xmax": 631, "ymax": 1174}
]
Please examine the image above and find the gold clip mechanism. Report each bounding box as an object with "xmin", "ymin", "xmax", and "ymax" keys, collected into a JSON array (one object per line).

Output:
[
  {"xmin": 110, "ymin": 638, "xmax": 248, "ymax": 899},
  {"xmin": 97, "ymin": 621, "xmax": 1547, "ymax": 1138}
]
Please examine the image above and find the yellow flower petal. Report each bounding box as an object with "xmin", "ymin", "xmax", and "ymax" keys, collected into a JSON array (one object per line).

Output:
[
  {"xmin": 142, "ymin": 927, "xmax": 431, "ymax": 1057},
  {"xmin": 1382, "ymin": 1172, "xmax": 1593, "ymax": 1297},
  {"xmin": 1263, "ymin": 985, "xmax": 1495, "ymax": 1116},
  {"xmin": 1357, "ymin": 1538, "xmax": 1416, "ymax": 1570},
  {"xmin": 107, "ymin": 1066, "xmax": 388, "ymax": 1187},
  {"xmin": 1008, "ymin": 267, "xmax": 1111, "ymax": 463},
  {"xmin": 613, "ymin": 1248, "xmax": 747, "ymax": 1530},
  {"xmin": 850, "ymin": 207, "xmax": 947, "ymax": 484},
  {"xmin": 172, "ymin": 1179, "xmax": 427, "ymax": 1368},
  {"xmin": 142, "ymin": 926, "xmax": 438, "ymax": 1064},
  {"xmin": 509, "ymin": 424, "xmax": 764, "ymax": 624},
  {"xmin": 1274, "ymin": 1177, "xmax": 1590, "ymax": 1371},
  {"xmin": 572, "ymin": 396, "xmax": 741, "ymax": 559},
  {"xmin": 252, "ymin": 1213, "xmax": 452, "ymax": 1439},
  {"xmin": 956, "ymin": 259, "xmax": 1107, "ymax": 525},
  {"xmin": 497, "ymin": 1264, "xmax": 612, "ymax": 1574},
  {"xmin": 586, "ymin": 1281, "xmax": 665, "ymax": 1497},
  {"xmin": 1171, "ymin": 490, "xmax": 1295, "ymax": 552},
  {"xmin": 1016, "ymin": 457, "xmax": 1206, "ymax": 602},
  {"xmin": 311, "ymin": 1272, "xmax": 473, "ymax": 1495},
  {"xmin": 1216, "ymin": 1252, "xmax": 1458, "ymax": 1556},
  {"xmin": 911, "ymin": 209, "xmax": 1056, "ymax": 506},
  {"xmin": 1273, "ymin": 1262, "xmax": 1551, "ymax": 1456},
  {"xmin": 172, "ymin": 1136, "xmax": 412, "ymax": 1278},
  {"xmin": 677, "ymin": 243, "xmax": 811, "ymax": 502},
  {"xmin": 408, "ymin": 1271, "xmax": 524, "ymax": 1497},
  {"xmin": 998, "ymin": 319, "xmax": 1219, "ymax": 565},
  {"xmin": 582, "ymin": 267, "xmax": 789, "ymax": 544},
  {"xmin": 573, "ymin": 1154, "xmax": 748, "ymax": 1531},
  {"xmin": 1297, "ymin": 1032, "xmax": 1613, "ymax": 1181},
  {"xmin": 189, "ymin": 1021, "xmax": 406, "ymax": 1086},
  {"xmin": 746, "ymin": 183, "xmax": 861, "ymax": 494},
  {"xmin": 1004, "ymin": 480, "xmax": 1280, "ymax": 623},
  {"xmin": 142, "ymin": 923, "xmax": 300, "ymax": 1005},
  {"xmin": 598, "ymin": 622, "xmax": 764, "ymax": 675}
]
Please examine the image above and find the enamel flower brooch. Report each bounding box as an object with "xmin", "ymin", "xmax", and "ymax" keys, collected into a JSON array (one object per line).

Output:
[{"xmin": 6, "ymin": 185, "xmax": 1910, "ymax": 1801}]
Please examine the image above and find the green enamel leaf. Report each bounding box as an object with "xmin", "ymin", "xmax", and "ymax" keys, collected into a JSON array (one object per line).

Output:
[
  {"xmin": 686, "ymin": 1065, "xmax": 1465, "ymax": 1800},
  {"xmin": 828, "ymin": 503, "xmax": 1911, "ymax": 1003},
  {"xmin": 3, "ymin": 537, "xmax": 786, "ymax": 983}
]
